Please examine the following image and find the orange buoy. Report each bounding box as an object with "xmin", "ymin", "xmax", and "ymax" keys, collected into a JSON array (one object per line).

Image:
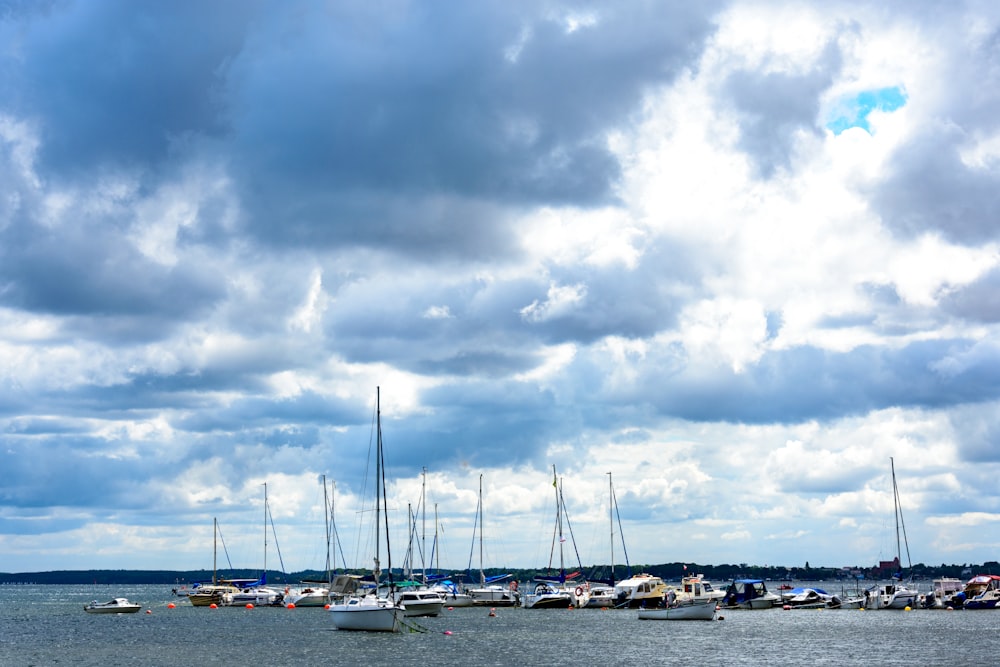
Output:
[
  {"xmin": 246, "ymin": 603, "xmax": 254, "ymax": 609},
  {"xmin": 286, "ymin": 603, "xmax": 295, "ymax": 609},
  {"xmin": 209, "ymin": 603, "xmax": 218, "ymax": 609},
  {"xmin": 167, "ymin": 603, "xmax": 176, "ymax": 609},
  {"xmin": 324, "ymin": 603, "xmax": 330, "ymax": 609}
]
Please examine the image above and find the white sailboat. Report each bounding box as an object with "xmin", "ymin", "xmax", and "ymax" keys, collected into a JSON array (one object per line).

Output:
[
  {"xmin": 329, "ymin": 388, "xmax": 403, "ymax": 632},
  {"xmin": 465, "ymin": 474, "xmax": 519, "ymax": 607},
  {"xmin": 522, "ymin": 466, "xmax": 585, "ymax": 609},
  {"xmin": 585, "ymin": 472, "xmax": 632, "ymax": 608},
  {"xmin": 284, "ymin": 475, "xmax": 334, "ymax": 607},
  {"xmin": 230, "ymin": 482, "xmax": 284, "ymax": 606},
  {"xmin": 864, "ymin": 457, "xmax": 919, "ymax": 610}
]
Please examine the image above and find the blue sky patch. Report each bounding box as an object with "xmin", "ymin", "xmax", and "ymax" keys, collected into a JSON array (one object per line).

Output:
[{"xmin": 827, "ymin": 86, "xmax": 907, "ymax": 135}]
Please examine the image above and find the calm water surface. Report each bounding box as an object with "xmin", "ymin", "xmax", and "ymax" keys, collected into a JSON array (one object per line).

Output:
[{"xmin": 1, "ymin": 583, "xmax": 997, "ymax": 666}]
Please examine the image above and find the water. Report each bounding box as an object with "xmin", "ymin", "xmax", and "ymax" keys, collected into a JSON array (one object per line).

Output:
[{"xmin": 2, "ymin": 583, "xmax": 998, "ymax": 666}]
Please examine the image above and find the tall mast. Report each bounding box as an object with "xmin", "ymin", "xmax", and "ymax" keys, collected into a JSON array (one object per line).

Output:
[
  {"xmin": 373, "ymin": 388, "xmax": 381, "ymax": 589},
  {"xmin": 890, "ymin": 457, "xmax": 912, "ymax": 576},
  {"xmin": 478, "ymin": 474, "xmax": 485, "ymax": 585},
  {"xmin": 608, "ymin": 472, "xmax": 615, "ymax": 588},
  {"xmin": 322, "ymin": 475, "xmax": 331, "ymax": 586},
  {"xmin": 263, "ymin": 482, "xmax": 268, "ymax": 578},
  {"xmin": 421, "ymin": 466, "xmax": 427, "ymax": 582},
  {"xmin": 554, "ymin": 465, "xmax": 564, "ymax": 579},
  {"xmin": 212, "ymin": 517, "xmax": 218, "ymax": 585}
]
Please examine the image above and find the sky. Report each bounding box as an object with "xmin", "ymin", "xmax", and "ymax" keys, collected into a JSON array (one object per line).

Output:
[{"xmin": 2, "ymin": 0, "xmax": 1000, "ymax": 576}]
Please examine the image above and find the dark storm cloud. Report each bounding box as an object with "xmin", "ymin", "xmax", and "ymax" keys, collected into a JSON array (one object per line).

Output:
[
  {"xmin": 222, "ymin": 1, "xmax": 722, "ymax": 251},
  {"xmin": 1, "ymin": 0, "xmax": 252, "ymax": 176}
]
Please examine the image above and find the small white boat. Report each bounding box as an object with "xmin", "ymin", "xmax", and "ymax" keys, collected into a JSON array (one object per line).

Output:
[
  {"xmin": 863, "ymin": 582, "xmax": 919, "ymax": 609},
  {"xmin": 678, "ymin": 574, "xmax": 725, "ymax": 603},
  {"xmin": 638, "ymin": 598, "xmax": 717, "ymax": 621},
  {"xmin": 396, "ymin": 589, "xmax": 446, "ymax": 617},
  {"xmin": 283, "ymin": 584, "xmax": 331, "ymax": 607},
  {"xmin": 84, "ymin": 598, "xmax": 142, "ymax": 614},
  {"xmin": 584, "ymin": 584, "xmax": 617, "ymax": 608},
  {"xmin": 522, "ymin": 582, "xmax": 573, "ymax": 609}
]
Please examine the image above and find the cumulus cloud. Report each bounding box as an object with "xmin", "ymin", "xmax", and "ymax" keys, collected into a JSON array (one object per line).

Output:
[{"xmin": 1, "ymin": 0, "xmax": 999, "ymax": 572}]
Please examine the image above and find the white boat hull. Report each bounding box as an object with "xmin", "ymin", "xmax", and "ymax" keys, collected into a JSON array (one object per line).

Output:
[
  {"xmin": 329, "ymin": 596, "xmax": 401, "ymax": 632},
  {"xmin": 638, "ymin": 599, "xmax": 717, "ymax": 621},
  {"xmin": 84, "ymin": 598, "xmax": 142, "ymax": 614}
]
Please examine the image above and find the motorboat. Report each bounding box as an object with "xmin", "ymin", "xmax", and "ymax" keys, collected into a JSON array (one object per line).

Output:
[
  {"xmin": 921, "ymin": 578, "xmax": 964, "ymax": 609},
  {"xmin": 584, "ymin": 584, "xmax": 617, "ymax": 608},
  {"xmin": 678, "ymin": 574, "xmax": 725, "ymax": 603},
  {"xmin": 283, "ymin": 583, "xmax": 331, "ymax": 607},
  {"xmin": 396, "ymin": 589, "xmax": 446, "ymax": 617},
  {"xmin": 229, "ymin": 583, "xmax": 284, "ymax": 607},
  {"xmin": 781, "ymin": 587, "xmax": 835, "ymax": 609},
  {"xmin": 637, "ymin": 597, "xmax": 717, "ymax": 621},
  {"xmin": 720, "ymin": 579, "xmax": 779, "ymax": 609},
  {"xmin": 950, "ymin": 574, "xmax": 1000, "ymax": 609},
  {"xmin": 522, "ymin": 581, "xmax": 573, "ymax": 609},
  {"xmin": 863, "ymin": 581, "xmax": 919, "ymax": 609},
  {"xmin": 188, "ymin": 583, "xmax": 238, "ymax": 607},
  {"xmin": 84, "ymin": 598, "xmax": 142, "ymax": 614},
  {"xmin": 614, "ymin": 573, "xmax": 670, "ymax": 608}
]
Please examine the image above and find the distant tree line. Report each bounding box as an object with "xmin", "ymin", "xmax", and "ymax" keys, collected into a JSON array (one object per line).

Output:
[{"xmin": 2, "ymin": 561, "xmax": 997, "ymax": 585}]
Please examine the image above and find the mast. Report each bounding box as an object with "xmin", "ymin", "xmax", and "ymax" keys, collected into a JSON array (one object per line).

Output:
[
  {"xmin": 263, "ymin": 482, "xmax": 268, "ymax": 579},
  {"xmin": 608, "ymin": 472, "xmax": 615, "ymax": 588},
  {"xmin": 478, "ymin": 474, "xmax": 485, "ymax": 586},
  {"xmin": 373, "ymin": 387, "xmax": 382, "ymax": 590},
  {"xmin": 434, "ymin": 502, "xmax": 440, "ymax": 572},
  {"xmin": 323, "ymin": 475, "xmax": 331, "ymax": 587},
  {"xmin": 212, "ymin": 517, "xmax": 218, "ymax": 585},
  {"xmin": 890, "ymin": 457, "xmax": 912, "ymax": 577},
  {"xmin": 554, "ymin": 465, "xmax": 565, "ymax": 581},
  {"xmin": 421, "ymin": 467, "xmax": 427, "ymax": 583},
  {"xmin": 376, "ymin": 386, "xmax": 394, "ymax": 593}
]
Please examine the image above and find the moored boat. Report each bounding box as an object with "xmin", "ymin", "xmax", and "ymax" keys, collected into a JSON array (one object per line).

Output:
[
  {"xmin": 637, "ymin": 597, "xmax": 717, "ymax": 621},
  {"xmin": 614, "ymin": 573, "xmax": 670, "ymax": 609},
  {"xmin": 720, "ymin": 579, "xmax": 779, "ymax": 609},
  {"xmin": 84, "ymin": 598, "xmax": 142, "ymax": 614},
  {"xmin": 328, "ymin": 388, "xmax": 403, "ymax": 632}
]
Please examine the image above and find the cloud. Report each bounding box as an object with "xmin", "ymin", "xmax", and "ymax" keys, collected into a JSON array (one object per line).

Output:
[{"xmin": 2, "ymin": 1, "xmax": 1000, "ymax": 573}]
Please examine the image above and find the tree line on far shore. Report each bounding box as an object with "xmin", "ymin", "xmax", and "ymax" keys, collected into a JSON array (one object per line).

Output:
[{"xmin": 2, "ymin": 561, "xmax": 997, "ymax": 585}]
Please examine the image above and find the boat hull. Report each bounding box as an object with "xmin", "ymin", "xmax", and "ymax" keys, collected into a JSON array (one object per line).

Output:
[
  {"xmin": 638, "ymin": 600, "xmax": 717, "ymax": 621},
  {"xmin": 329, "ymin": 597, "xmax": 401, "ymax": 632},
  {"xmin": 84, "ymin": 599, "xmax": 142, "ymax": 614}
]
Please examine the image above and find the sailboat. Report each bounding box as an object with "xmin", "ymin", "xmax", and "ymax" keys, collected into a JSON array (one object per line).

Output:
[
  {"xmin": 189, "ymin": 518, "xmax": 239, "ymax": 607},
  {"xmin": 522, "ymin": 466, "xmax": 586, "ymax": 609},
  {"xmin": 328, "ymin": 387, "xmax": 403, "ymax": 632},
  {"xmin": 585, "ymin": 472, "xmax": 632, "ymax": 608},
  {"xmin": 284, "ymin": 475, "xmax": 335, "ymax": 607},
  {"xmin": 465, "ymin": 474, "xmax": 519, "ymax": 607},
  {"xmin": 863, "ymin": 457, "xmax": 919, "ymax": 610},
  {"xmin": 230, "ymin": 483, "xmax": 284, "ymax": 606}
]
